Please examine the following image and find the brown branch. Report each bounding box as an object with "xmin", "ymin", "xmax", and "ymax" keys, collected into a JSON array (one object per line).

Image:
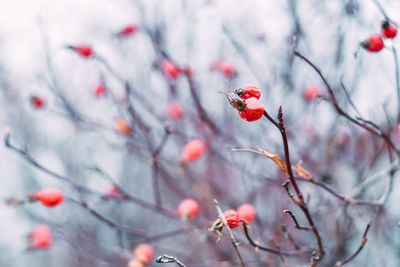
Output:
[
  {"xmin": 283, "ymin": 210, "xmax": 311, "ymax": 231},
  {"xmin": 335, "ymin": 223, "xmax": 371, "ymax": 266}
]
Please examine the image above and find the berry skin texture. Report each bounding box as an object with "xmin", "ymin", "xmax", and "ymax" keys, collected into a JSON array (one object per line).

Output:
[
  {"xmin": 115, "ymin": 118, "xmax": 133, "ymax": 136},
  {"xmin": 238, "ymin": 97, "xmax": 264, "ymax": 122},
  {"xmin": 94, "ymin": 84, "xmax": 106, "ymax": 97},
  {"xmin": 178, "ymin": 198, "xmax": 200, "ymax": 219},
  {"xmin": 133, "ymin": 244, "xmax": 154, "ymax": 265},
  {"xmin": 35, "ymin": 188, "xmax": 64, "ymax": 207},
  {"xmin": 237, "ymin": 204, "xmax": 256, "ymax": 223},
  {"xmin": 181, "ymin": 140, "xmax": 206, "ymax": 162},
  {"xmin": 303, "ymin": 86, "xmax": 322, "ymax": 102},
  {"xmin": 118, "ymin": 24, "xmax": 138, "ymax": 37},
  {"xmin": 160, "ymin": 60, "xmax": 181, "ymax": 80},
  {"xmin": 382, "ymin": 21, "xmax": 398, "ymax": 39},
  {"xmin": 30, "ymin": 224, "xmax": 52, "ymax": 249},
  {"xmin": 70, "ymin": 45, "xmax": 94, "ymax": 58},
  {"xmin": 237, "ymin": 85, "xmax": 261, "ymax": 100},
  {"xmin": 30, "ymin": 96, "xmax": 46, "ymax": 109},
  {"xmin": 167, "ymin": 102, "xmax": 184, "ymax": 120},
  {"xmin": 223, "ymin": 209, "xmax": 241, "ymax": 229},
  {"xmin": 212, "ymin": 60, "xmax": 237, "ymax": 79},
  {"xmin": 362, "ymin": 34, "xmax": 384, "ymax": 52}
]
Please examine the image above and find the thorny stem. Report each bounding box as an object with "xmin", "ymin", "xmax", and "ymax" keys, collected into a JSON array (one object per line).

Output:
[
  {"xmin": 263, "ymin": 108, "xmax": 325, "ymax": 263},
  {"xmin": 335, "ymin": 223, "xmax": 371, "ymax": 266},
  {"xmin": 213, "ymin": 199, "xmax": 246, "ymax": 267}
]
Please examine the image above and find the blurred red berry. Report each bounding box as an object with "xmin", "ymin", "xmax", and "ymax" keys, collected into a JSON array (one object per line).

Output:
[
  {"xmin": 362, "ymin": 34, "xmax": 384, "ymax": 52},
  {"xmin": 235, "ymin": 85, "xmax": 261, "ymax": 100},
  {"xmin": 237, "ymin": 204, "xmax": 256, "ymax": 223},
  {"xmin": 35, "ymin": 188, "xmax": 64, "ymax": 207},
  {"xmin": 178, "ymin": 198, "xmax": 200, "ymax": 219},
  {"xmin": 70, "ymin": 45, "xmax": 93, "ymax": 58},
  {"xmin": 397, "ymin": 124, "xmax": 400, "ymax": 136},
  {"xmin": 115, "ymin": 118, "xmax": 133, "ymax": 136},
  {"xmin": 238, "ymin": 97, "xmax": 264, "ymax": 122},
  {"xmin": 167, "ymin": 102, "xmax": 184, "ymax": 120},
  {"xmin": 181, "ymin": 140, "xmax": 206, "ymax": 162},
  {"xmin": 382, "ymin": 21, "xmax": 398, "ymax": 39},
  {"xmin": 133, "ymin": 244, "xmax": 154, "ymax": 265},
  {"xmin": 30, "ymin": 224, "xmax": 52, "ymax": 249},
  {"xmin": 223, "ymin": 209, "xmax": 241, "ymax": 229},
  {"xmin": 303, "ymin": 86, "xmax": 322, "ymax": 102},
  {"xmin": 30, "ymin": 96, "xmax": 46, "ymax": 109},
  {"xmin": 107, "ymin": 186, "xmax": 121, "ymax": 198},
  {"xmin": 118, "ymin": 24, "xmax": 138, "ymax": 37},
  {"xmin": 94, "ymin": 83, "xmax": 106, "ymax": 97},
  {"xmin": 212, "ymin": 60, "xmax": 237, "ymax": 78},
  {"xmin": 160, "ymin": 59, "xmax": 181, "ymax": 79}
]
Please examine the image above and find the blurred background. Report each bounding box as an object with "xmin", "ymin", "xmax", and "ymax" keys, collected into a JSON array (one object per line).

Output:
[{"xmin": 0, "ymin": 0, "xmax": 400, "ymax": 266}]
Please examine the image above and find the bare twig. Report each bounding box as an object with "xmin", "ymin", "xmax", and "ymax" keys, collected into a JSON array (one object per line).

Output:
[
  {"xmin": 335, "ymin": 223, "xmax": 371, "ymax": 266},
  {"xmin": 283, "ymin": 210, "xmax": 311, "ymax": 231}
]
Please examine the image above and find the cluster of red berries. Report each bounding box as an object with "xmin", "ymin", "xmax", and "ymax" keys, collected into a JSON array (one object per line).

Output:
[
  {"xmin": 362, "ymin": 20, "xmax": 397, "ymax": 53},
  {"xmin": 227, "ymin": 85, "xmax": 264, "ymax": 122}
]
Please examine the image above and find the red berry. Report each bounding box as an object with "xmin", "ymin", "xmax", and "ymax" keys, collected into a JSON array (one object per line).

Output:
[
  {"xmin": 181, "ymin": 140, "xmax": 206, "ymax": 162},
  {"xmin": 160, "ymin": 60, "xmax": 181, "ymax": 79},
  {"xmin": 397, "ymin": 124, "xmax": 400, "ymax": 136},
  {"xmin": 118, "ymin": 24, "xmax": 138, "ymax": 37},
  {"xmin": 133, "ymin": 244, "xmax": 154, "ymax": 265},
  {"xmin": 303, "ymin": 86, "xmax": 322, "ymax": 102},
  {"xmin": 223, "ymin": 209, "xmax": 241, "ymax": 229},
  {"xmin": 382, "ymin": 21, "xmax": 398, "ymax": 39},
  {"xmin": 362, "ymin": 34, "xmax": 384, "ymax": 52},
  {"xmin": 30, "ymin": 224, "xmax": 52, "ymax": 249},
  {"xmin": 115, "ymin": 118, "xmax": 133, "ymax": 136},
  {"xmin": 167, "ymin": 102, "xmax": 184, "ymax": 120},
  {"xmin": 30, "ymin": 96, "xmax": 46, "ymax": 109},
  {"xmin": 237, "ymin": 204, "xmax": 256, "ymax": 223},
  {"xmin": 94, "ymin": 83, "xmax": 106, "ymax": 97},
  {"xmin": 35, "ymin": 188, "xmax": 64, "ymax": 207},
  {"xmin": 72, "ymin": 45, "xmax": 93, "ymax": 58},
  {"xmin": 235, "ymin": 85, "xmax": 261, "ymax": 100},
  {"xmin": 212, "ymin": 60, "xmax": 237, "ymax": 78},
  {"xmin": 177, "ymin": 198, "xmax": 200, "ymax": 219},
  {"xmin": 106, "ymin": 186, "xmax": 121, "ymax": 198},
  {"xmin": 238, "ymin": 97, "xmax": 264, "ymax": 122}
]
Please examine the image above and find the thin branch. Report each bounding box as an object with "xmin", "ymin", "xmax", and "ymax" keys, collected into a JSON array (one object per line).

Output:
[
  {"xmin": 335, "ymin": 223, "xmax": 371, "ymax": 266},
  {"xmin": 283, "ymin": 210, "xmax": 311, "ymax": 231}
]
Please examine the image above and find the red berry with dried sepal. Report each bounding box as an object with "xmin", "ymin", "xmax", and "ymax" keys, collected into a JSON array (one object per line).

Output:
[
  {"xmin": 35, "ymin": 188, "xmax": 64, "ymax": 207},
  {"xmin": 223, "ymin": 209, "xmax": 241, "ymax": 228},
  {"xmin": 382, "ymin": 21, "xmax": 398, "ymax": 39},
  {"xmin": 238, "ymin": 97, "xmax": 264, "ymax": 122},
  {"xmin": 234, "ymin": 85, "xmax": 261, "ymax": 100},
  {"xmin": 361, "ymin": 34, "xmax": 384, "ymax": 52},
  {"xmin": 30, "ymin": 224, "xmax": 52, "ymax": 249},
  {"xmin": 30, "ymin": 96, "xmax": 46, "ymax": 109}
]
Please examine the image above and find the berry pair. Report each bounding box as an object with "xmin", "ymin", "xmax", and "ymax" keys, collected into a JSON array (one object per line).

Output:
[{"xmin": 362, "ymin": 21, "xmax": 397, "ymax": 53}]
